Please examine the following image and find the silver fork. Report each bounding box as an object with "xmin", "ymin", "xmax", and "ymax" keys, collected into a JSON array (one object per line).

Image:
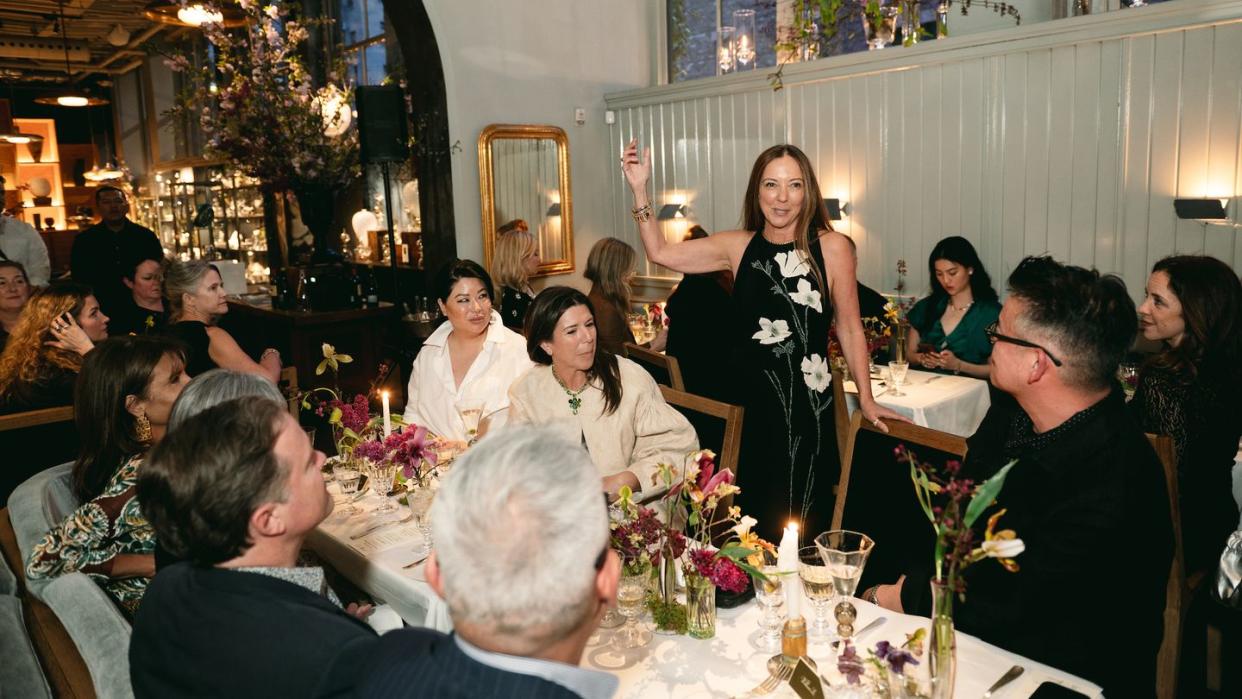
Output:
[
  {"xmin": 350, "ymin": 512, "xmax": 414, "ymax": 540},
  {"xmin": 749, "ymin": 663, "xmax": 794, "ymax": 696}
]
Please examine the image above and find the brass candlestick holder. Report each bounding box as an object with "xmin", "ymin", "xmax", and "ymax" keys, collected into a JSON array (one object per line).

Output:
[{"xmin": 767, "ymin": 616, "xmax": 818, "ymax": 673}]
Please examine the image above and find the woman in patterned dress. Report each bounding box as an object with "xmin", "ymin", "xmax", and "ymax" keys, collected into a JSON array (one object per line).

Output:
[
  {"xmin": 621, "ymin": 140, "xmax": 906, "ymax": 540},
  {"xmin": 26, "ymin": 335, "xmax": 190, "ymax": 615}
]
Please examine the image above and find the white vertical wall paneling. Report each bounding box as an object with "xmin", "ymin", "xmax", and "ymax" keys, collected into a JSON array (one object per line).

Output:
[
  {"xmin": 1205, "ymin": 23, "xmax": 1242, "ymax": 268},
  {"xmin": 607, "ymin": 10, "xmax": 1242, "ymax": 299}
]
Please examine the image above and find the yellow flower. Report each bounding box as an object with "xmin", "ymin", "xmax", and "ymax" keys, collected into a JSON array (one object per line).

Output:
[{"xmin": 316, "ymin": 343, "xmax": 353, "ymax": 375}]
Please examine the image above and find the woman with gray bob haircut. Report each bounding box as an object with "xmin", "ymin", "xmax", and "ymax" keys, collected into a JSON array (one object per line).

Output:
[
  {"xmin": 168, "ymin": 369, "xmax": 285, "ymax": 431},
  {"xmin": 428, "ymin": 426, "xmax": 618, "ymax": 655}
]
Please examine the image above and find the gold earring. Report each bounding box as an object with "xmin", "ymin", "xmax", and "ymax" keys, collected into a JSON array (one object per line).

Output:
[{"xmin": 135, "ymin": 412, "xmax": 152, "ymax": 443}]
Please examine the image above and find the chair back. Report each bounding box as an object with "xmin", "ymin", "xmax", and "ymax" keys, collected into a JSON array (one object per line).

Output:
[
  {"xmin": 625, "ymin": 343, "xmax": 686, "ymax": 392},
  {"xmin": 831, "ymin": 362, "xmax": 849, "ymax": 465},
  {"xmin": 7, "ymin": 463, "xmax": 79, "ymax": 599},
  {"xmin": 0, "ymin": 406, "xmax": 74, "ymax": 432},
  {"xmin": 0, "ymin": 408, "xmax": 78, "ymax": 507},
  {"xmin": 833, "ymin": 410, "xmax": 968, "ymax": 591},
  {"xmin": 279, "ymin": 365, "xmax": 300, "ymax": 415},
  {"xmin": 658, "ymin": 386, "xmax": 743, "ymax": 478},
  {"xmin": 1148, "ymin": 432, "xmax": 1184, "ymax": 699}
]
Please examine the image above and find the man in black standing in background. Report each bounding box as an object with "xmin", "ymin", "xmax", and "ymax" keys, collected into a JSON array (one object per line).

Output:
[{"xmin": 71, "ymin": 186, "xmax": 164, "ymax": 316}]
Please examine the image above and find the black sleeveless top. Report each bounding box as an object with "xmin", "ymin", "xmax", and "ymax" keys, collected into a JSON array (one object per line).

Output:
[
  {"xmin": 162, "ymin": 321, "xmax": 218, "ymax": 377},
  {"xmin": 730, "ymin": 229, "xmax": 837, "ymax": 540}
]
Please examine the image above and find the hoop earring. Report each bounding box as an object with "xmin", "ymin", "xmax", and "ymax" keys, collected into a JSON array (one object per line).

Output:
[{"xmin": 135, "ymin": 412, "xmax": 152, "ymax": 444}]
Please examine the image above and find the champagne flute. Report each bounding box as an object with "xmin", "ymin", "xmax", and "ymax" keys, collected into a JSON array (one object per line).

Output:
[
  {"xmin": 457, "ymin": 403, "xmax": 483, "ymax": 444},
  {"xmin": 753, "ymin": 549, "xmax": 786, "ymax": 653},
  {"xmin": 612, "ymin": 564, "xmax": 653, "ymax": 650},
  {"xmin": 888, "ymin": 360, "xmax": 909, "ymax": 397},
  {"xmin": 406, "ymin": 485, "xmax": 435, "ymax": 555},
  {"xmin": 798, "ymin": 546, "xmax": 835, "ymax": 643},
  {"xmin": 814, "ymin": 530, "xmax": 875, "ymax": 641}
]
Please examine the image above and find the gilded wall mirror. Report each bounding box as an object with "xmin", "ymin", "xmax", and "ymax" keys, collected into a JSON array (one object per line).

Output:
[{"xmin": 479, "ymin": 124, "xmax": 573, "ymax": 276}]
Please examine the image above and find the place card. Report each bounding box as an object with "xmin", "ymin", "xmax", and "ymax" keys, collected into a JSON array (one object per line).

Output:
[
  {"xmin": 788, "ymin": 657, "xmax": 825, "ymax": 699},
  {"xmin": 349, "ymin": 521, "xmax": 422, "ymax": 555}
]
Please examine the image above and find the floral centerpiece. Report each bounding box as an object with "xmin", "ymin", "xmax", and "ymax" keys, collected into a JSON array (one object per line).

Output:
[
  {"xmin": 899, "ymin": 445, "xmax": 1023, "ymax": 698},
  {"xmin": 298, "ymin": 344, "xmax": 398, "ymax": 457},
  {"xmin": 166, "ymin": 0, "xmax": 360, "ymax": 260},
  {"xmin": 610, "ymin": 450, "xmax": 773, "ymax": 639},
  {"xmin": 838, "ymin": 634, "xmax": 924, "ymax": 696}
]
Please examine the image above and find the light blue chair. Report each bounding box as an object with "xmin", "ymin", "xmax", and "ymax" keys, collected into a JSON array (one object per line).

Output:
[{"xmin": 0, "ymin": 549, "xmax": 51, "ymax": 698}]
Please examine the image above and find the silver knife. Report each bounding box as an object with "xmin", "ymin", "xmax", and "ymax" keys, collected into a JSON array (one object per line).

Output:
[{"xmin": 983, "ymin": 665, "xmax": 1024, "ymax": 698}]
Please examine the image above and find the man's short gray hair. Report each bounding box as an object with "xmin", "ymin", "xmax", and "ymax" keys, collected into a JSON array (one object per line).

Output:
[
  {"xmin": 430, "ymin": 427, "xmax": 607, "ymax": 643},
  {"xmin": 168, "ymin": 369, "xmax": 285, "ymax": 431}
]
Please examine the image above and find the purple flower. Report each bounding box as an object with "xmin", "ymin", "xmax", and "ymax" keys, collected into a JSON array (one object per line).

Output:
[
  {"xmin": 352, "ymin": 439, "xmax": 385, "ymax": 463},
  {"xmin": 838, "ymin": 641, "xmax": 865, "ymax": 685}
]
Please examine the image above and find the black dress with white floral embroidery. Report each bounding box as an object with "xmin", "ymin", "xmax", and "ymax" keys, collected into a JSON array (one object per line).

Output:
[{"xmin": 730, "ymin": 229, "xmax": 837, "ymax": 541}]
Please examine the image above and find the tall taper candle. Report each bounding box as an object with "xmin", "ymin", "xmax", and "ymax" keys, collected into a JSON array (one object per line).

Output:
[
  {"xmin": 777, "ymin": 521, "xmax": 801, "ymax": 619},
  {"xmin": 381, "ymin": 390, "xmax": 392, "ymax": 440}
]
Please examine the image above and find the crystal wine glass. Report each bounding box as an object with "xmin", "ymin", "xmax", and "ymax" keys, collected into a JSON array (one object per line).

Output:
[
  {"xmin": 331, "ymin": 458, "xmax": 362, "ymax": 515},
  {"xmin": 612, "ymin": 565, "xmax": 653, "ymax": 650},
  {"xmin": 457, "ymin": 403, "xmax": 483, "ymax": 444},
  {"xmin": 888, "ymin": 360, "xmax": 909, "ymax": 397},
  {"xmin": 798, "ymin": 545, "xmax": 836, "ymax": 643},
  {"xmin": 406, "ymin": 485, "xmax": 436, "ymax": 556},
  {"xmin": 814, "ymin": 530, "xmax": 875, "ymax": 641},
  {"xmin": 753, "ymin": 549, "xmax": 786, "ymax": 653},
  {"xmin": 1117, "ymin": 363, "xmax": 1138, "ymax": 401},
  {"xmin": 366, "ymin": 460, "xmax": 398, "ymax": 514}
]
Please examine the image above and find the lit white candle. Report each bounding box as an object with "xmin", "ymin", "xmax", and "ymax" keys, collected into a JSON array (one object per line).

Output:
[
  {"xmin": 778, "ymin": 520, "xmax": 801, "ymax": 619},
  {"xmin": 381, "ymin": 390, "xmax": 392, "ymax": 440}
]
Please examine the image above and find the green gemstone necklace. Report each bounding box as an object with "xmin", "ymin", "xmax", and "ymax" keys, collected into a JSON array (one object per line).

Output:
[{"xmin": 553, "ymin": 370, "xmax": 589, "ymax": 415}]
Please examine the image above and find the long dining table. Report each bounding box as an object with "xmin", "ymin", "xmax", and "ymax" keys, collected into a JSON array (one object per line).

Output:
[
  {"xmin": 309, "ymin": 484, "xmax": 1101, "ymax": 698},
  {"xmin": 844, "ymin": 368, "xmax": 991, "ymax": 437}
]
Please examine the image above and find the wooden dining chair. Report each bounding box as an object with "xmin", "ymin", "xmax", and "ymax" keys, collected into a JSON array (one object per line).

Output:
[
  {"xmin": 658, "ymin": 386, "xmax": 743, "ymax": 477},
  {"xmin": 1148, "ymin": 433, "xmax": 1223, "ymax": 698},
  {"xmin": 832, "ymin": 410, "xmax": 968, "ymax": 591},
  {"xmin": 831, "ymin": 362, "xmax": 850, "ymax": 465},
  {"xmin": 625, "ymin": 343, "xmax": 686, "ymax": 392}
]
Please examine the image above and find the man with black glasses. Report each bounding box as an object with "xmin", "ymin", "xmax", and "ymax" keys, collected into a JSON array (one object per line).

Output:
[
  {"xmin": 70, "ymin": 186, "xmax": 163, "ymax": 316},
  {"xmin": 867, "ymin": 256, "xmax": 1172, "ymax": 698}
]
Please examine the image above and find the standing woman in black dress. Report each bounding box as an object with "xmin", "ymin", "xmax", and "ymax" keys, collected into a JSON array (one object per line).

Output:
[
  {"xmin": 490, "ymin": 227, "xmax": 540, "ymax": 332},
  {"xmin": 621, "ymin": 140, "xmax": 905, "ymax": 539}
]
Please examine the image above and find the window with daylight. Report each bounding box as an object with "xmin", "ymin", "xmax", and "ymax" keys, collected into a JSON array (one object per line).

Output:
[{"xmin": 338, "ymin": 0, "xmax": 402, "ymax": 86}]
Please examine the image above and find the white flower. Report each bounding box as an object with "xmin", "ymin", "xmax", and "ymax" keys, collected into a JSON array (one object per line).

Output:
[
  {"xmin": 800, "ymin": 354, "xmax": 830, "ymax": 393},
  {"xmin": 731, "ymin": 515, "xmax": 758, "ymax": 538},
  {"xmin": 752, "ymin": 318, "xmax": 792, "ymax": 345},
  {"xmin": 790, "ymin": 278, "xmax": 822, "ymax": 313},
  {"xmin": 981, "ymin": 537, "xmax": 1026, "ymax": 559},
  {"xmin": 774, "ymin": 250, "xmax": 812, "ymax": 278}
]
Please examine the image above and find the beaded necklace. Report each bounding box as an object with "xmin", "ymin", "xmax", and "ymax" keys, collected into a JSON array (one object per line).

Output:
[{"xmin": 552, "ymin": 369, "xmax": 589, "ymax": 415}]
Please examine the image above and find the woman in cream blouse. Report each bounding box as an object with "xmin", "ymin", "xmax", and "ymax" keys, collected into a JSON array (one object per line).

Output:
[
  {"xmin": 508, "ymin": 286, "xmax": 697, "ymax": 500},
  {"xmin": 403, "ymin": 260, "xmax": 532, "ymax": 443}
]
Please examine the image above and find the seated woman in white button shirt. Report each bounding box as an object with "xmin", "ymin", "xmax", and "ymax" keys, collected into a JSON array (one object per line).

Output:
[
  {"xmin": 508, "ymin": 286, "xmax": 697, "ymax": 501},
  {"xmin": 402, "ymin": 260, "xmax": 532, "ymax": 444}
]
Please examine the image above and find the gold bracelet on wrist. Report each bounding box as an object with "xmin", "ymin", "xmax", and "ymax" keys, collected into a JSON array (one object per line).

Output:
[{"xmin": 631, "ymin": 203, "xmax": 652, "ymax": 223}]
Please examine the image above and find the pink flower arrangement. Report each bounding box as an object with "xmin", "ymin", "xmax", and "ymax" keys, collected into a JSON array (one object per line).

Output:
[
  {"xmin": 383, "ymin": 427, "xmax": 437, "ymax": 482},
  {"xmin": 610, "ymin": 505, "xmax": 686, "ymax": 572},
  {"xmin": 352, "ymin": 439, "xmax": 385, "ymax": 464},
  {"xmin": 688, "ymin": 548, "xmax": 749, "ymax": 594}
]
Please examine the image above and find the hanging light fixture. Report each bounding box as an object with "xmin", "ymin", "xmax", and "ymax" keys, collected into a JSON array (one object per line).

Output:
[
  {"xmin": 143, "ymin": 1, "xmax": 249, "ymax": 28},
  {"xmin": 33, "ymin": 1, "xmax": 108, "ymax": 107}
]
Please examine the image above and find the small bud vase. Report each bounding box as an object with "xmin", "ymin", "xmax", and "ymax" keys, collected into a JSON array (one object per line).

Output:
[
  {"xmin": 685, "ymin": 573, "xmax": 717, "ymax": 639},
  {"xmin": 929, "ymin": 579, "xmax": 957, "ymax": 699}
]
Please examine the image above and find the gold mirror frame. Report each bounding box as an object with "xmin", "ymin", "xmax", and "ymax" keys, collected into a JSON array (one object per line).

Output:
[{"xmin": 478, "ymin": 124, "xmax": 574, "ymax": 276}]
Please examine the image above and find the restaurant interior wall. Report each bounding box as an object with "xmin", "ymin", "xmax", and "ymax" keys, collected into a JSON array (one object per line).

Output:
[
  {"xmin": 421, "ymin": 0, "xmax": 658, "ymax": 291},
  {"xmin": 608, "ymin": 0, "xmax": 1242, "ymax": 304}
]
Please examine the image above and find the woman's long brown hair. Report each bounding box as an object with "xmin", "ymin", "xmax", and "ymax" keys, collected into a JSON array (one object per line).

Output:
[
  {"xmin": 740, "ymin": 144, "xmax": 835, "ymax": 292},
  {"xmin": 524, "ymin": 286, "xmax": 623, "ymax": 415},
  {"xmin": 0, "ymin": 283, "xmax": 92, "ymax": 396}
]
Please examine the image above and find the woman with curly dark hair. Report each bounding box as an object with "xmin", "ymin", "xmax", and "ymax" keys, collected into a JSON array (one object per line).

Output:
[
  {"xmin": 0, "ymin": 282, "xmax": 109, "ymax": 413},
  {"xmin": 1130, "ymin": 255, "xmax": 1242, "ymax": 575},
  {"xmin": 905, "ymin": 236, "xmax": 1001, "ymax": 378}
]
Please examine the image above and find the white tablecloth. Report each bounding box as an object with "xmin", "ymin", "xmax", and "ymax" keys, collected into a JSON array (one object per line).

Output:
[
  {"xmin": 306, "ymin": 484, "xmax": 454, "ymax": 632},
  {"xmin": 589, "ymin": 596, "xmax": 1101, "ymax": 698},
  {"xmin": 845, "ymin": 369, "xmax": 991, "ymax": 437}
]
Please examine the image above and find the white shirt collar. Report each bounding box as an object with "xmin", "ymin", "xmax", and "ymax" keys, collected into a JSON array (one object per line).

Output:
[
  {"xmin": 454, "ymin": 634, "xmax": 617, "ymax": 699},
  {"xmin": 422, "ymin": 310, "xmax": 510, "ymax": 349}
]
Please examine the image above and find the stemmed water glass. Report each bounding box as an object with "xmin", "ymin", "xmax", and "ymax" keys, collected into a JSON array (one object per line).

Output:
[
  {"xmin": 331, "ymin": 458, "xmax": 362, "ymax": 515},
  {"xmin": 888, "ymin": 360, "xmax": 909, "ymax": 397},
  {"xmin": 612, "ymin": 564, "xmax": 653, "ymax": 650},
  {"xmin": 814, "ymin": 530, "xmax": 875, "ymax": 641},
  {"xmin": 753, "ymin": 549, "xmax": 786, "ymax": 653},
  {"xmin": 798, "ymin": 546, "xmax": 836, "ymax": 643},
  {"xmin": 365, "ymin": 459, "xmax": 398, "ymax": 514},
  {"xmin": 457, "ymin": 402, "xmax": 483, "ymax": 444},
  {"xmin": 406, "ymin": 485, "xmax": 435, "ymax": 555}
]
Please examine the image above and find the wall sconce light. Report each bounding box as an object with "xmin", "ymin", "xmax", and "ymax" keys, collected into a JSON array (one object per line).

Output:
[
  {"xmin": 658, "ymin": 204, "xmax": 686, "ymax": 220},
  {"xmin": 1173, "ymin": 198, "xmax": 1228, "ymax": 221},
  {"xmin": 546, "ymin": 202, "xmax": 562, "ymax": 217},
  {"xmin": 823, "ymin": 198, "xmax": 852, "ymax": 221}
]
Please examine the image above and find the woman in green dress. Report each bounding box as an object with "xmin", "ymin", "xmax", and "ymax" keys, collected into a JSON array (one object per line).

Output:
[{"xmin": 905, "ymin": 236, "xmax": 1000, "ymax": 378}]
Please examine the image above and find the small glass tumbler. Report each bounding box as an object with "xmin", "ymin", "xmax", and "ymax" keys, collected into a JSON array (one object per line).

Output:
[{"xmin": 888, "ymin": 360, "xmax": 909, "ymax": 397}]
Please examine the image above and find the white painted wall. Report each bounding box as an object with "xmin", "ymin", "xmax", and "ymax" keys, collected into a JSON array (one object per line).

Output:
[
  {"xmin": 604, "ymin": 0, "xmax": 1242, "ymax": 303},
  {"xmin": 423, "ymin": 0, "xmax": 658, "ymax": 289}
]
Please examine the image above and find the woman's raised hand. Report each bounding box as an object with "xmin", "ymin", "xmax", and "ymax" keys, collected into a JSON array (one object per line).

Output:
[
  {"xmin": 46, "ymin": 312, "xmax": 95, "ymax": 356},
  {"xmin": 620, "ymin": 137, "xmax": 651, "ymax": 197}
]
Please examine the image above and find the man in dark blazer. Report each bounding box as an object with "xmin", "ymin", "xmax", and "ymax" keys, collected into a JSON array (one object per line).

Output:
[
  {"xmin": 347, "ymin": 427, "xmax": 622, "ymax": 698},
  {"xmin": 130, "ymin": 399, "xmax": 377, "ymax": 698},
  {"xmin": 70, "ymin": 185, "xmax": 163, "ymax": 316},
  {"xmin": 865, "ymin": 257, "xmax": 1173, "ymax": 698}
]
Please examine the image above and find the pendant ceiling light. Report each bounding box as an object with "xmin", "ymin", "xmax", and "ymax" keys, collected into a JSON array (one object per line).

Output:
[
  {"xmin": 0, "ymin": 128, "xmax": 44, "ymax": 146},
  {"xmin": 143, "ymin": 1, "xmax": 249, "ymax": 28},
  {"xmin": 32, "ymin": 1, "xmax": 109, "ymax": 108}
]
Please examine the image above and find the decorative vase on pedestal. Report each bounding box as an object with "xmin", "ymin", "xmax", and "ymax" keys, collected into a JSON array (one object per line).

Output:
[
  {"xmin": 295, "ymin": 183, "xmax": 341, "ymax": 264},
  {"xmin": 685, "ymin": 573, "xmax": 717, "ymax": 640},
  {"xmin": 929, "ymin": 579, "xmax": 957, "ymax": 699}
]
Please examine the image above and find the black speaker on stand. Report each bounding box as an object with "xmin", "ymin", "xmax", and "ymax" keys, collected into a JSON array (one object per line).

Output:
[{"xmin": 356, "ymin": 85, "xmax": 411, "ymax": 317}]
